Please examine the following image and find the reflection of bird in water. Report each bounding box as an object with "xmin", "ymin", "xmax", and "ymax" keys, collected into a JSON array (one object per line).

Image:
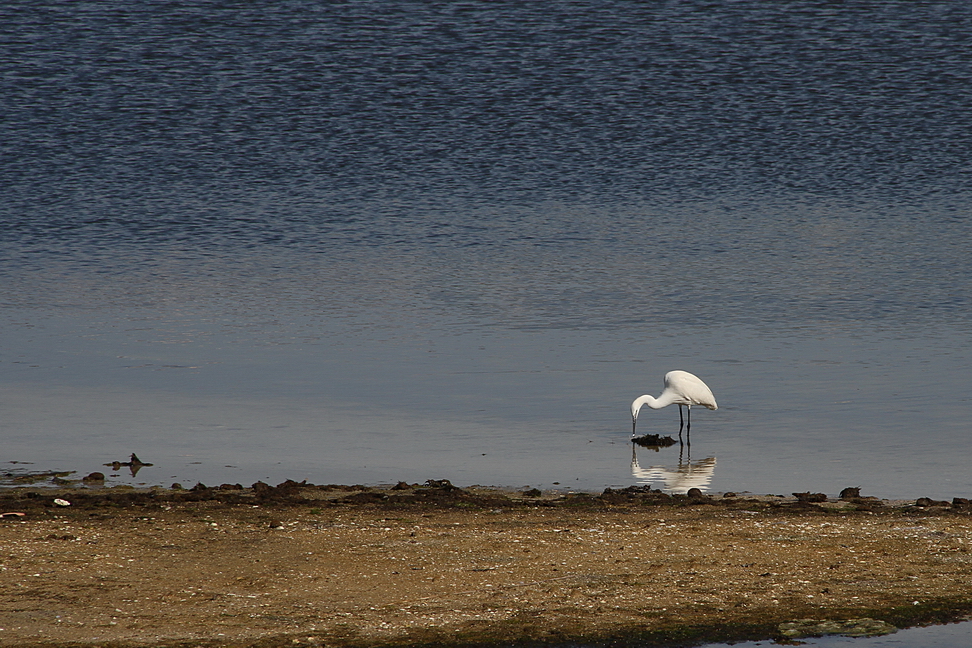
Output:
[
  {"xmin": 630, "ymin": 443, "xmax": 716, "ymax": 494},
  {"xmin": 630, "ymin": 370, "xmax": 718, "ymax": 442}
]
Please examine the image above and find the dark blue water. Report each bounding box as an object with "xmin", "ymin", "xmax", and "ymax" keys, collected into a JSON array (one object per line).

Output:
[{"xmin": 2, "ymin": 1, "xmax": 971, "ymax": 501}]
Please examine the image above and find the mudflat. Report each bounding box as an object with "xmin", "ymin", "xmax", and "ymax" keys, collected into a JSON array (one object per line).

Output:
[{"xmin": 2, "ymin": 480, "xmax": 971, "ymax": 647}]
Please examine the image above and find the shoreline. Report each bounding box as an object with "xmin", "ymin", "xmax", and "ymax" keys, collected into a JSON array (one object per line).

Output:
[{"xmin": 2, "ymin": 480, "xmax": 972, "ymax": 647}]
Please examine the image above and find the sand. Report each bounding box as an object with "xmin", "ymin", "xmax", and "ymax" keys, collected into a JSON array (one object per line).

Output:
[{"xmin": 1, "ymin": 480, "xmax": 971, "ymax": 647}]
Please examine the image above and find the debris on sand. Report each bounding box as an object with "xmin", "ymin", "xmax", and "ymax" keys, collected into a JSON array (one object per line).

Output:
[
  {"xmin": 780, "ymin": 618, "xmax": 897, "ymax": 638},
  {"xmin": 793, "ymin": 491, "xmax": 828, "ymax": 503}
]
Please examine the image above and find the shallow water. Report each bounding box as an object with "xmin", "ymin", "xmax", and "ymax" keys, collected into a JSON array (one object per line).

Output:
[
  {"xmin": 702, "ymin": 619, "xmax": 972, "ymax": 648},
  {"xmin": 2, "ymin": 1, "xmax": 971, "ymax": 500}
]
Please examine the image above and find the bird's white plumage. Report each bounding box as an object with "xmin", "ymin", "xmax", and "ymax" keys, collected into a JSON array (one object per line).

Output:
[{"xmin": 630, "ymin": 370, "xmax": 717, "ymax": 435}]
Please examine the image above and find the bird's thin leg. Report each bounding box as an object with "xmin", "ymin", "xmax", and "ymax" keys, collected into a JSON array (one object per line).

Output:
[
  {"xmin": 686, "ymin": 406, "xmax": 692, "ymax": 446},
  {"xmin": 677, "ymin": 405, "xmax": 684, "ymax": 444}
]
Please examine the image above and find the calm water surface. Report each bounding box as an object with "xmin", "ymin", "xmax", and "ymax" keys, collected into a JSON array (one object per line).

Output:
[{"xmin": 2, "ymin": 1, "xmax": 971, "ymax": 500}]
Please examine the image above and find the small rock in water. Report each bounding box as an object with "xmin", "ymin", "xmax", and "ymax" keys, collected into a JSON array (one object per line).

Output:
[
  {"xmin": 632, "ymin": 434, "xmax": 676, "ymax": 448},
  {"xmin": 103, "ymin": 453, "xmax": 153, "ymax": 477},
  {"xmin": 104, "ymin": 453, "xmax": 154, "ymax": 468}
]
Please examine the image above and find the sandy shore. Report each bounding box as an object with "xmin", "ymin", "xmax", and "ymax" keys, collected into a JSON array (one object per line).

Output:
[{"xmin": 1, "ymin": 480, "xmax": 971, "ymax": 647}]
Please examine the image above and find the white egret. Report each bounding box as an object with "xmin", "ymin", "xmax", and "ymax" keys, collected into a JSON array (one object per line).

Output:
[{"xmin": 630, "ymin": 370, "xmax": 718, "ymax": 438}]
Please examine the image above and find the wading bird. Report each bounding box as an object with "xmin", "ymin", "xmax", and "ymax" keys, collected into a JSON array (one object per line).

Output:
[{"xmin": 630, "ymin": 370, "xmax": 718, "ymax": 440}]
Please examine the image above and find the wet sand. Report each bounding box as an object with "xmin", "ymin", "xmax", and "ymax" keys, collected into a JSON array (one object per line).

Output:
[{"xmin": 1, "ymin": 480, "xmax": 971, "ymax": 647}]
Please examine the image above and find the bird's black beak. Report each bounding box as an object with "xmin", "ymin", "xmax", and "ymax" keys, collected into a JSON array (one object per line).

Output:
[{"xmin": 631, "ymin": 418, "xmax": 637, "ymax": 437}]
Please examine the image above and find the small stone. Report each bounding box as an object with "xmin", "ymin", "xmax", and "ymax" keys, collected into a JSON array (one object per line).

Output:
[{"xmin": 839, "ymin": 487, "xmax": 861, "ymax": 499}]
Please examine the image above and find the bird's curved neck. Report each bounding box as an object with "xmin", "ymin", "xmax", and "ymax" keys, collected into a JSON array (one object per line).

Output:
[{"xmin": 634, "ymin": 392, "xmax": 678, "ymax": 410}]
